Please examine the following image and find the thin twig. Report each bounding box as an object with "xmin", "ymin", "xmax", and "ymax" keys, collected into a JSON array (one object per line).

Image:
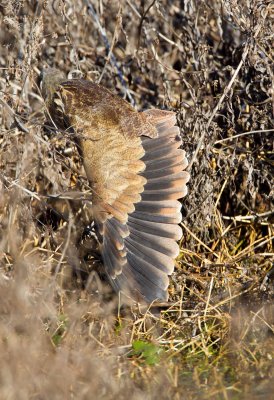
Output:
[
  {"xmin": 215, "ymin": 129, "xmax": 274, "ymax": 144},
  {"xmin": 222, "ymin": 210, "xmax": 274, "ymax": 221},
  {"xmin": 181, "ymin": 222, "xmax": 219, "ymax": 258},
  {"xmin": 85, "ymin": 1, "xmax": 135, "ymax": 105},
  {"xmin": 0, "ymin": 97, "xmax": 29, "ymax": 133},
  {"xmin": 98, "ymin": 5, "xmax": 123, "ymax": 84},
  {"xmin": 187, "ymin": 42, "xmax": 250, "ymax": 170},
  {"xmin": 54, "ymin": 204, "xmax": 73, "ymax": 277},
  {"xmin": 1, "ymin": 173, "xmax": 41, "ymax": 201},
  {"xmin": 137, "ymin": 0, "xmax": 157, "ymax": 49}
]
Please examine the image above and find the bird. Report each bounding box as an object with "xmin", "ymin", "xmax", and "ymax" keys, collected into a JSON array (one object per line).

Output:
[{"xmin": 42, "ymin": 69, "xmax": 190, "ymax": 303}]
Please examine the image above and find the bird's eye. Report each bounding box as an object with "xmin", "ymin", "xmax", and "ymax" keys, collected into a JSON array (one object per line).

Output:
[{"xmin": 68, "ymin": 70, "xmax": 83, "ymax": 80}]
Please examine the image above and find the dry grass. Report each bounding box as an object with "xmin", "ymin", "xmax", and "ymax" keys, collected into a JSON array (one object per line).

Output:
[{"xmin": 0, "ymin": 1, "xmax": 273, "ymax": 399}]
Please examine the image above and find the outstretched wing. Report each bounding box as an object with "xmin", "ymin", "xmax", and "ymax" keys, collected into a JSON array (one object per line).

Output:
[
  {"xmin": 96, "ymin": 109, "xmax": 189, "ymax": 302},
  {"xmin": 46, "ymin": 77, "xmax": 189, "ymax": 302}
]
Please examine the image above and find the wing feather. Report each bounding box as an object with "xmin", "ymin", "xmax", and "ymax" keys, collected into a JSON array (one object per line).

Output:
[{"xmin": 96, "ymin": 109, "xmax": 189, "ymax": 302}]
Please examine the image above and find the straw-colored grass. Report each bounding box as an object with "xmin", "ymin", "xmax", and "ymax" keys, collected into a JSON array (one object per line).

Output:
[{"xmin": 1, "ymin": 1, "xmax": 273, "ymax": 399}]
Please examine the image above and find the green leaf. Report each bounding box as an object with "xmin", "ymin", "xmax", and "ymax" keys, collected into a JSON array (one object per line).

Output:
[
  {"xmin": 131, "ymin": 340, "xmax": 163, "ymax": 366},
  {"xmin": 51, "ymin": 314, "xmax": 68, "ymax": 347}
]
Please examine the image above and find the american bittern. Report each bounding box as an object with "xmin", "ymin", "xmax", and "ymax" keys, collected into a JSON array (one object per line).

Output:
[{"xmin": 42, "ymin": 69, "xmax": 190, "ymax": 302}]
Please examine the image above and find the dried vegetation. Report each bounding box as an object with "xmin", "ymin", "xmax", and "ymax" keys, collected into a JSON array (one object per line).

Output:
[{"xmin": 0, "ymin": 1, "xmax": 273, "ymax": 399}]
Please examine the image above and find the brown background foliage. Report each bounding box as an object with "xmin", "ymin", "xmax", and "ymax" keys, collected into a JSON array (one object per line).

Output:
[{"xmin": 0, "ymin": 1, "xmax": 273, "ymax": 399}]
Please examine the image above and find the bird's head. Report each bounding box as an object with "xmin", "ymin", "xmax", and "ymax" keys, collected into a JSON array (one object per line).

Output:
[{"xmin": 40, "ymin": 67, "xmax": 66, "ymax": 104}]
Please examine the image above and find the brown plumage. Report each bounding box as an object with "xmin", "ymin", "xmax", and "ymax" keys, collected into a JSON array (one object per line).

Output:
[{"xmin": 42, "ymin": 69, "xmax": 190, "ymax": 302}]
